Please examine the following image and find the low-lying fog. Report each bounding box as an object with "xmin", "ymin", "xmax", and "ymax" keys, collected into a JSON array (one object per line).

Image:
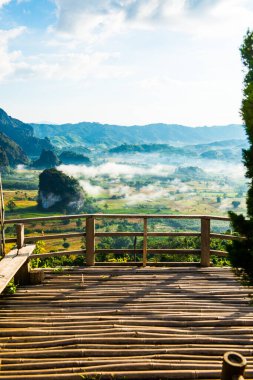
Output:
[{"xmin": 56, "ymin": 153, "xmax": 246, "ymax": 213}]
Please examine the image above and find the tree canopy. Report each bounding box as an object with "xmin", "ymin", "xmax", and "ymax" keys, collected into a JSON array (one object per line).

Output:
[{"xmin": 228, "ymin": 30, "xmax": 253, "ymax": 283}]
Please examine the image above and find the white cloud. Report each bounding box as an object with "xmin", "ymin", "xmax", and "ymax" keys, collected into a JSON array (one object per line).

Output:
[
  {"xmin": 79, "ymin": 180, "xmax": 104, "ymax": 196},
  {"xmin": 53, "ymin": 0, "xmax": 253, "ymax": 42},
  {"xmin": 0, "ymin": 0, "xmax": 11, "ymax": 7},
  {"xmin": 15, "ymin": 51, "xmax": 131, "ymax": 81},
  {"xmin": 0, "ymin": 27, "xmax": 26, "ymax": 81},
  {"xmin": 58, "ymin": 162, "xmax": 176, "ymax": 179}
]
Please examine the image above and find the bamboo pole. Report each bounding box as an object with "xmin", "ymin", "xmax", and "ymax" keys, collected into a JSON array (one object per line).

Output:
[{"xmin": 221, "ymin": 352, "xmax": 247, "ymax": 380}]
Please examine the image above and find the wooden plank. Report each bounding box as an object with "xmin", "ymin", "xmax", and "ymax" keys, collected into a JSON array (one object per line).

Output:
[
  {"xmin": 86, "ymin": 216, "xmax": 95, "ymax": 266},
  {"xmin": 16, "ymin": 224, "xmax": 25, "ymax": 249},
  {"xmin": 25, "ymin": 232, "xmax": 86, "ymax": 242},
  {"xmin": 210, "ymin": 233, "xmax": 245, "ymax": 241},
  {"xmin": 24, "ymin": 232, "xmax": 201, "ymax": 242},
  {"xmin": 0, "ymin": 173, "xmax": 5, "ymax": 256},
  {"xmin": 201, "ymin": 218, "xmax": 210, "ymax": 267},
  {"xmin": 147, "ymin": 232, "xmax": 201, "ymax": 237},
  {"xmin": 4, "ymin": 214, "xmax": 231, "ymax": 224},
  {"xmin": 143, "ymin": 218, "xmax": 148, "ymax": 267},
  {"xmin": 29, "ymin": 249, "xmax": 86, "ymax": 260},
  {"xmin": 0, "ymin": 245, "xmax": 35, "ymax": 293},
  {"xmin": 29, "ymin": 249, "xmax": 201, "ymax": 260},
  {"xmin": 5, "ymin": 232, "xmax": 202, "ymax": 244},
  {"xmin": 95, "ymin": 249, "xmax": 200, "ymax": 254},
  {"xmin": 210, "ymin": 249, "xmax": 228, "ymax": 257},
  {"xmin": 96, "ymin": 232, "xmax": 144, "ymax": 237}
]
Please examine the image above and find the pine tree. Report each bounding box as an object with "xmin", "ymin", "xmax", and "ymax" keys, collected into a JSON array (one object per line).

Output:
[{"xmin": 228, "ymin": 30, "xmax": 253, "ymax": 283}]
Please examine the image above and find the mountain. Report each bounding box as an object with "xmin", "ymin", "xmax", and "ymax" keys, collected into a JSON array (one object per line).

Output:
[
  {"xmin": 108, "ymin": 140, "xmax": 245, "ymax": 161},
  {"xmin": 32, "ymin": 149, "xmax": 61, "ymax": 169},
  {"xmin": 59, "ymin": 151, "xmax": 91, "ymax": 165},
  {"xmin": 0, "ymin": 132, "xmax": 29, "ymax": 166},
  {"xmin": 0, "ymin": 108, "xmax": 54, "ymax": 156},
  {"xmin": 109, "ymin": 144, "xmax": 189, "ymax": 155},
  {"xmin": 32, "ymin": 121, "xmax": 246, "ymax": 148}
]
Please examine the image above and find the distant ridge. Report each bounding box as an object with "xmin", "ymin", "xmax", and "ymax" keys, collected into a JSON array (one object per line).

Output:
[
  {"xmin": 0, "ymin": 107, "xmax": 246, "ymax": 149},
  {"xmin": 32, "ymin": 121, "xmax": 246, "ymax": 148},
  {"xmin": 0, "ymin": 108, "xmax": 53, "ymax": 155}
]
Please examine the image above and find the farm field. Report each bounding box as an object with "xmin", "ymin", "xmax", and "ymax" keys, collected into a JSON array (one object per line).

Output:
[{"xmin": 2, "ymin": 151, "xmax": 246, "ymax": 261}]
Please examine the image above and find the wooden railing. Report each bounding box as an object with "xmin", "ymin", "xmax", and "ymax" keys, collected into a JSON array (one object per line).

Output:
[{"xmin": 2, "ymin": 213, "xmax": 243, "ymax": 267}]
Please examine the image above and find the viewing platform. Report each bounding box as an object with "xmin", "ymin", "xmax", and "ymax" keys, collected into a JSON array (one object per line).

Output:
[
  {"xmin": 0, "ymin": 265, "xmax": 252, "ymax": 379},
  {"xmin": 0, "ymin": 214, "xmax": 252, "ymax": 379}
]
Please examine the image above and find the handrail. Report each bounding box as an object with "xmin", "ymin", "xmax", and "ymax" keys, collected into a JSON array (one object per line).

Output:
[
  {"xmin": 4, "ymin": 213, "xmax": 231, "ymax": 224},
  {"xmin": 3, "ymin": 213, "xmax": 238, "ymax": 267}
]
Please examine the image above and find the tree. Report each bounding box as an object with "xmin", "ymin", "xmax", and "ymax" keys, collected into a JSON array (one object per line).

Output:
[
  {"xmin": 76, "ymin": 219, "xmax": 82, "ymax": 228},
  {"xmin": 232, "ymin": 201, "xmax": 240, "ymax": 209},
  {"xmin": 7, "ymin": 199, "xmax": 17, "ymax": 212},
  {"xmin": 228, "ymin": 30, "xmax": 253, "ymax": 283}
]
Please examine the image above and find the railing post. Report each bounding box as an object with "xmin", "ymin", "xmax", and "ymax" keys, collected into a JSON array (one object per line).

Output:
[
  {"xmin": 0, "ymin": 174, "xmax": 5, "ymax": 257},
  {"xmin": 86, "ymin": 216, "xmax": 95, "ymax": 266},
  {"xmin": 143, "ymin": 218, "xmax": 148, "ymax": 267},
  {"xmin": 221, "ymin": 352, "xmax": 247, "ymax": 380},
  {"xmin": 201, "ymin": 217, "xmax": 210, "ymax": 267},
  {"xmin": 16, "ymin": 223, "xmax": 25, "ymax": 249}
]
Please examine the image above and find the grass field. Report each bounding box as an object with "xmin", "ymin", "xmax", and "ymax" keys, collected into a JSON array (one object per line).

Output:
[{"xmin": 1, "ymin": 161, "xmax": 245, "ymax": 257}]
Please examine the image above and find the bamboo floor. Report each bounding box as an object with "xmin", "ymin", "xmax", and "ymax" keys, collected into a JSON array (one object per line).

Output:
[{"xmin": 0, "ymin": 266, "xmax": 253, "ymax": 379}]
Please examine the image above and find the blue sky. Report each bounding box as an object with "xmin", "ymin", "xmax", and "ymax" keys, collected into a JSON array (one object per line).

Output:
[{"xmin": 0, "ymin": 0, "xmax": 253, "ymax": 126}]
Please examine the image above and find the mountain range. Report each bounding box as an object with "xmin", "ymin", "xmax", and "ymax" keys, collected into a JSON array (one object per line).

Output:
[
  {"xmin": 32, "ymin": 121, "xmax": 246, "ymax": 148},
  {"xmin": 0, "ymin": 108, "xmax": 247, "ymax": 166}
]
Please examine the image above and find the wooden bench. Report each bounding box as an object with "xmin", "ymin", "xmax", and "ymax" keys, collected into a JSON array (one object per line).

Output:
[{"xmin": 0, "ymin": 245, "xmax": 35, "ymax": 293}]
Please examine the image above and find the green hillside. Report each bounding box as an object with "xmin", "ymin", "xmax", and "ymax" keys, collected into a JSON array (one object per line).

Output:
[
  {"xmin": 0, "ymin": 132, "xmax": 29, "ymax": 166},
  {"xmin": 0, "ymin": 108, "xmax": 53, "ymax": 156}
]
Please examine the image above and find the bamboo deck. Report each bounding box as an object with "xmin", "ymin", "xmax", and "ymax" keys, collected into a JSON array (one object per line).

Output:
[{"xmin": 0, "ymin": 266, "xmax": 252, "ymax": 379}]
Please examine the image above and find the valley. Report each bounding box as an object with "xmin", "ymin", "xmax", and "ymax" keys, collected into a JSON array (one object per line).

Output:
[{"xmin": 0, "ymin": 107, "xmax": 247, "ymax": 262}]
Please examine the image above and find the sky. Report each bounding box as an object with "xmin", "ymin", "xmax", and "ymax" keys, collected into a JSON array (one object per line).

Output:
[{"xmin": 0, "ymin": 0, "xmax": 252, "ymax": 126}]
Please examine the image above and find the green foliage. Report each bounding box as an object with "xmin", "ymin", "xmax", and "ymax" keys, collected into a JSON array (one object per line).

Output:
[
  {"xmin": 228, "ymin": 30, "xmax": 253, "ymax": 283},
  {"xmin": 109, "ymin": 143, "xmax": 185, "ymax": 155},
  {"xmin": 0, "ymin": 147, "xmax": 9, "ymax": 171},
  {"xmin": 59, "ymin": 151, "xmax": 91, "ymax": 165},
  {"xmin": 174, "ymin": 166, "xmax": 206, "ymax": 180},
  {"xmin": 62, "ymin": 241, "xmax": 70, "ymax": 249},
  {"xmin": 0, "ymin": 108, "xmax": 53, "ymax": 156},
  {"xmin": 32, "ymin": 149, "xmax": 60, "ymax": 169},
  {"xmin": 7, "ymin": 199, "xmax": 17, "ymax": 212},
  {"xmin": 3, "ymin": 279, "xmax": 17, "ymax": 295},
  {"xmin": 232, "ymin": 201, "xmax": 240, "ymax": 209},
  {"xmin": 38, "ymin": 168, "xmax": 99, "ymax": 213},
  {"xmin": 0, "ymin": 132, "xmax": 29, "ymax": 166}
]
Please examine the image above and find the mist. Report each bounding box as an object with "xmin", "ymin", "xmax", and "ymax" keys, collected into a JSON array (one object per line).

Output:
[{"xmin": 57, "ymin": 154, "xmax": 246, "ymax": 212}]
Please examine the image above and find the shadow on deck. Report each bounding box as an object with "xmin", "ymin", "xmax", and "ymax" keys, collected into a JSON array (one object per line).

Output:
[{"xmin": 0, "ymin": 266, "xmax": 252, "ymax": 379}]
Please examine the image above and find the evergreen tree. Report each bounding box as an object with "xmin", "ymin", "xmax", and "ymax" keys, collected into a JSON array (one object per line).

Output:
[{"xmin": 228, "ymin": 30, "xmax": 253, "ymax": 283}]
